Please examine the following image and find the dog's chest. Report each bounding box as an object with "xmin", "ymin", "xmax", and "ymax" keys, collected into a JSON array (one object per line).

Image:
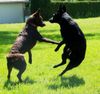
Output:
[{"xmin": 60, "ymin": 28, "xmax": 71, "ymax": 39}]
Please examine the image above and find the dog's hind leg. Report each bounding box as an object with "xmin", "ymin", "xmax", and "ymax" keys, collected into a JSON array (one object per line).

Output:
[
  {"xmin": 16, "ymin": 57, "xmax": 26, "ymax": 82},
  {"xmin": 53, "ymin": 46, "xmax": 70, "ymax": 68},
  {"xmin": 59, "ymin": 61, "xmax": 74, "ymax": 76},
  {"xmin": 59, "ymin": 59, "xmax": 82, "ymax": 76},
  {"xmin": 6, "ymin": 57, "xmax": 13, "ymax": 80},
  {"xmin": 7, "ymin": 62, "xmax": 13, "ymax": 80}
]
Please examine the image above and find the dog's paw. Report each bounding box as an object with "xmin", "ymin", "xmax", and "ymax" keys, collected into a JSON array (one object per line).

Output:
[
  {"xmin": 59, "ymin": 73, "xmax": 63, "ymax": 76},
  {"xmin": 55, "ymin": 48, "xmax": 58, "ymax": 52},
  {"xmin": 29, "ymin": 62, "xmax": 32, "ymax": 64},
  {"xmin": 29, "ymin": 60, "xmax": 32, "ymax": 64},
  {"xmin": 53, "ymin": 65, "xmax": 58, "ymax": 68}
]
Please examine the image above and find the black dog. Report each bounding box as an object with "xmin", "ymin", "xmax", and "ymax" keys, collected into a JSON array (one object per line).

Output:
[
  {"xmin": 49, "ymin": 5, "xmax": 86, "ymax": 76},
  {"xmin": 6, "ymin": 9, "xmax": 58, "ymax": 82}
]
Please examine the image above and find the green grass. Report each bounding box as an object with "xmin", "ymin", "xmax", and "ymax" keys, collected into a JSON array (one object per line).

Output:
[{"xmin": 0, "ymin": 17, "xmax": 100, "ymax": 94}]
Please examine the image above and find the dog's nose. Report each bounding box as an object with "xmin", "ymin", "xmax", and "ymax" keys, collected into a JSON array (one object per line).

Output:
[{"xmin": 49, "ymin": 18, "xmax": 53, "ymax": 23}]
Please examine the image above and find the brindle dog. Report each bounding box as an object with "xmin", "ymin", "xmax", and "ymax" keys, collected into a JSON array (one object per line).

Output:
[{"xmin": 6, "ymin": 9, "xmax": 58, "ymax": 82}]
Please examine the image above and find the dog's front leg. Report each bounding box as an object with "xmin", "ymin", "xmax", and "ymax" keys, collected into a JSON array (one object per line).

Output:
[
  {"xmin": 40, "ymin": 38, "xmax": 59, "ymax": 44},
  {"xmin": 28, "ymin": 50, "xmax": 32, "ymax": 64},
  {"xmin": 55, "ymin": 40, "xmax": 64, "ymax": 52}
]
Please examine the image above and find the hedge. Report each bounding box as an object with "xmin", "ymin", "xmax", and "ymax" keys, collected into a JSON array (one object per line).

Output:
[{"xmin": 31, "ymin": 0, "xmax": 100, "ymax": 20}]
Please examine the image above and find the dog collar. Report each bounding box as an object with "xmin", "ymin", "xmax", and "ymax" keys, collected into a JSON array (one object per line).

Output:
[{"xmin": 30, "ymin": 23, "xmax": 37, "ymax": 28}]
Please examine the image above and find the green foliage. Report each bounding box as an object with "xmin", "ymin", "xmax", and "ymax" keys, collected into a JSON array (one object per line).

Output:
[
  {"xmin": 51, "ymin": 0, "xmax": 100, "ymax": 2},
  {"xmin": 31, "ymin": 0, "xmax": 51, "ymax": 20},
  {"xmin": 31, "ymin": 1, "xmax": 100, "ymax": 20},
  {"xmin": 0, "ymin": 17, "xmax": 100, "ymax": 94}
]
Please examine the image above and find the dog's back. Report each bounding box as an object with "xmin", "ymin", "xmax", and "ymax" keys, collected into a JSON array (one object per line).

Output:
[{"xmin": 10, "ymin": 26, "xmax": 38, "ymax": 54}]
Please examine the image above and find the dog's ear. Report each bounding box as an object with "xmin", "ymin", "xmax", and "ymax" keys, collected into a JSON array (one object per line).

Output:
[
  {"xmin": 58, "ymin": 5, "xmax": 66, "ymax": 13},
  {"xmin": 36, "ymin": 8, "xmax": 40, "ymax": 14},
  {"xmin": 34, "ymin": 8, "xmax": 40, "ymax": 17},
  {"xmin": 62, "ymin": 5, "xmax": 66, "ymax": 12},
  {"xmin": 29, "ymin": 9, "xmax": 40, "ymax": 19}
]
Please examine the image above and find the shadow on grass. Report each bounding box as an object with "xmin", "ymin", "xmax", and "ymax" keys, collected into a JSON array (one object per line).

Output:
[
  {"xmin": 42, "ymin": 33, "xmax": 100, "ymax": 41},
  {"xmin": 48, "ymin": 75, "xmax": 85, "ymax": 90},
  {"xmin": 1, "ymin": 30, "xmax": 100, "ymax": 45},
  {"xmin": 0, "ymin": 31, "xmax": 18, "ymax": 45},
  {"xmin": 0, "ymin": 30, "xmax": 85, "ymax": 45},
  {"xmin": 85, "ymin": 33, "xmax": 100, "ymax": 39},
  {"xmin": 3, "ymin": 77, "xmax": 36, "ymax": 90}
]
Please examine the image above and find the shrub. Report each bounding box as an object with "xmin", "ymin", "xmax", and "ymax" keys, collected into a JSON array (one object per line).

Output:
[{"xmin": 31, "ymin": 0, "xmax": 100, "ymax": 20}]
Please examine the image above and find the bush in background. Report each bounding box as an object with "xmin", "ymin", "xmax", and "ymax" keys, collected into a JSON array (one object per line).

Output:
[{"xmin": 31, "ymin": 0, "xmax": 100, "ymax": 20}]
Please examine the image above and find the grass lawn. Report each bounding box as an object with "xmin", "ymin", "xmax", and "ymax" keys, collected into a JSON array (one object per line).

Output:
[{"xmin": 0, "ymin": 17, "xmax": 100, "ymax": 94}]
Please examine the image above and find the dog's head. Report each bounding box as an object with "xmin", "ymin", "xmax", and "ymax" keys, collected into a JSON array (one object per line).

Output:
[
  {"xmin": 26, "ymin": 9, "xmax": 45, "ymax": 27},
  {"xmin": 49, "ymin": 5, "xmax": 67, "ymax": 23}
]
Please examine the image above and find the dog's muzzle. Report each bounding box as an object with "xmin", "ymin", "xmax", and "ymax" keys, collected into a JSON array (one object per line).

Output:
[{"xmin": 40, "ymin": 22, "xmax": 46, "ymax": 27}]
